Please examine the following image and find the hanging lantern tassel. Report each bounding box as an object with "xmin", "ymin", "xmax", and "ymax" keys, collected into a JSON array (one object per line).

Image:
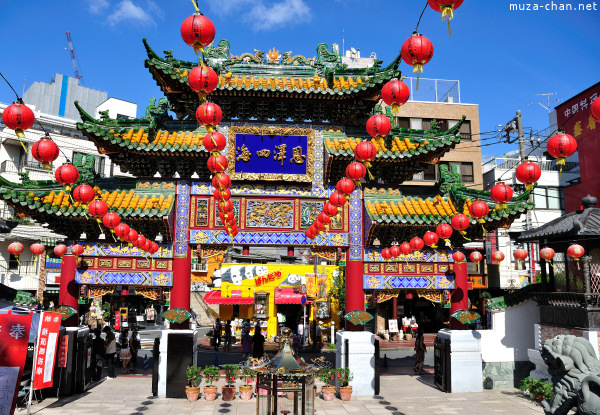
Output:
[
  {"xmin": 575, "ymin": 257, "xmax": 580, "ymax": 270},
  {"xmin": 443, "ymin": 238, "xmax": 452, "ymax": 249},
  {"xmin": 441, "ymin": 6, "xmax": 455, "ymax": 36},
  {"xmin": 96, "ymin": 218, "xmax": 104, "ymax": 234},
  {"xmin": 458, "ymin": 230, "xmax": 471, "ymax": 241},
  {"xmin": 412, "ymin": 60, "xmax": 424, "ymax": 90},
  {"xmin": 20, "ymin": 138, "xmax": 28, "ymax": 153},
  {"xmin": 548, "ymin": 259, "xmax": 555, "ymax": 269},
  {"xmin": 477, "ymin": 218, "xmax": 487, "ymax": 234}
]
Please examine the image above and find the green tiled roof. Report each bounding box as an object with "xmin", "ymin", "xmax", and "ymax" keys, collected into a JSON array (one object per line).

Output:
[{"xmin": 485, "ymin": 283, "xmax": 541, "ymax": 311}]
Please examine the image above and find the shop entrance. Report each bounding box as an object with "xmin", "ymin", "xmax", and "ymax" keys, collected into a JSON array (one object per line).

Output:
[{"xmin": 276, "ymin": 304, "xmax": 303, "ymax": 334}]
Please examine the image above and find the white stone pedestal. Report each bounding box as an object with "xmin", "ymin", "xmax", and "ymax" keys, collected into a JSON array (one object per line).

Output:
[
  {"xmin": 437, "ymin": 329, "xmax": 483, "ymax": 393},
  {"xmin": 335, "ymin": 330, "xmax": 375, "ymax": 396}
]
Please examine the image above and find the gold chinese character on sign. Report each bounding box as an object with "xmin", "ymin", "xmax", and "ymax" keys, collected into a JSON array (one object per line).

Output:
[
  {"xmin": 236, "ymin": 144, "xmax": 251, "ymax": 162},
  {"xmin": 589, "ymin": 116, "xmax": 596, "ymax": 131},
  {"xmin": 289, "ymin": 146, "xmax": 306, "ymax": 164},
  {"xmin": 256, "ymin": 149, "xmax": 271, "ymax": 158},
  {"xmin": 574, "ymin": 121, "xmax": 583, "ymax": 137},
  {"xmin": 274, "ymin": 144, "xmax": 287, "ymax": 166}
]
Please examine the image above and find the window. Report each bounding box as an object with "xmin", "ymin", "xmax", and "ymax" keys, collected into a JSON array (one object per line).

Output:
[
  {"xmin": 412, "ymin": 164, "xmax": 437, "ymax": 181},
  {"xmin": 410, "ymin": 118, "xmax": 422, "ymax": 130},
  {"xmin": 533, "ymin": 187, "xmax": 563, "ymax": 210},
  {"xmin": 396, "ymin": 117, "xmax": 410, "ymax": 129},
  {"xmin": 422, "ymin": 119, "xmax": 432, "ymax": 131},
  {"xmin": 73, "ymin": 152, "xmax": 106, "ymax": 176},
  {"xmin": 460, "ymin": 162, "xmax": 474, "ymax": 182},
  {"xmin": 459, "ymin": 120, "xmax": 472, "ymax": 140}
]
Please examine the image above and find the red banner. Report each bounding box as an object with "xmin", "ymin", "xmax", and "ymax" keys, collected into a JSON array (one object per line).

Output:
[
  {"xmin": 58, "ymin": 335, "xmax": 68, "ymax": 368},
  {"xmin": 0, "ymin": 311, "xmax": 32, "ymax": 415},
  {"xmin": 114, "ymin": 311, "xmax": 121, "ymax": 331},
  {"xmin": 32, "ymin": 312, "xmax": 62, "ymax": 389}
]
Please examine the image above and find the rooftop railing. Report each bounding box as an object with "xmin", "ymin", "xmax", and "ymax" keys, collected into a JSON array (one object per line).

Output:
[{"xmin": 482, "ymin": 157, "xmax": 579, "ymax": 174}]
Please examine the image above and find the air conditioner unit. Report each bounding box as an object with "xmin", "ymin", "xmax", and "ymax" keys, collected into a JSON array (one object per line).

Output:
[{"xmin": 192, "ymin": 263, "xmax": 208, "ymax": 272}]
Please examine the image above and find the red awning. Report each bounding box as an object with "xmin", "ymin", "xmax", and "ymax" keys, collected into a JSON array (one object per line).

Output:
[
  {"xmin": 204, "ymin": 290, "xmax": 254, "ymax": 305},
  {"xmin": 274, "ymin": 288, "xmax": 310, "ymax": 305}
]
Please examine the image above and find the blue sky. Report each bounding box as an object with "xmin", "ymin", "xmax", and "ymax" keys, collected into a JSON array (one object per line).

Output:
[{"xmin": 1, "ymin": 0, "xmax": 598, "ymax": 156}]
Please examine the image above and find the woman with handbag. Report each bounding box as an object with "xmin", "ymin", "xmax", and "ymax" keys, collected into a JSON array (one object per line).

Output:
[{"xmin": 119, "ymin": 328, "xmax": 131, "ymax": 373}]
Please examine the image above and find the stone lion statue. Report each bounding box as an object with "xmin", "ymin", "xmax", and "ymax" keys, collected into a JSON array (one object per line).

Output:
[{"xmin": 540, "ymin": 335, "xmax": 600, "ymax": 415}]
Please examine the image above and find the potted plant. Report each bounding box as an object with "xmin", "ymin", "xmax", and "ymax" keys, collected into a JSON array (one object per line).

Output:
[
  {"xmin": 185, "ymin": 365, "xmax": 202, "ymax": 401},
  {"xmin": 336, "ymin": 367, "xmax": 353, "ymax": 401},
  {"xmin": 533, "ymin": 379, "xmax": 553, "ymax": 402},
  {"xmin": 519, "ymin": 377, "xmax": 535, "ymax": 397},
  {"xmin": 239, "ymin": 366, "xmax": 254, "ymax": 400},
  {"xmin": 222, "ymin": 364, "xmax": 239, "ymax": 401},
  {"xmin": 317, "ymin": 368, "xmax": 335, "ymax": 401},
  {"xmin": 202, "ymin": 365, "xmax": 220, "ymax": 401}
]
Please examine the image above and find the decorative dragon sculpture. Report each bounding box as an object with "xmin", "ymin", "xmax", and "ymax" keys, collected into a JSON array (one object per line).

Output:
[{"xmin": 540, "ymin": 335, "xmax": 600, "ymax": 415}]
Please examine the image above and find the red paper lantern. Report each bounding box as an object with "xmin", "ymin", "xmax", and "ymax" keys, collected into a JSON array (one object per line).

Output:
[
  {"xmin": 126, "ymin": 229, "xmax": 139, "ymax": 243},
  {"xmin": 196, "ymin": 102, "xmax": 222, "ymax": 127},
  {"xmin": 423, "ymin": 231, "xmax": 439, "ymax": 248},
  {"xmin": 88, "ymin": 200, "xmax": 109, "ymax": 218},
  {"xmin": 207, "ymin": 154, "xmax": 229, "ymax": 173},
  {"xmin": 323, "ymin": 202, "xmax": 339, "ymax": 217},
  {"xmin": 219, "ymin": 210, "xmax": 235, "ymax": 223},
  {"xmin": 314, "ymin": 219, "xmax": 325, "ymax": 231},
  {"xmin": 539, "ymin": 247, "xmax": 555, "ymax": 261},
  {"xmin": 406, "ymin": 292, "xmax": 414, "ymax": 300},
  {"xmin": 8, "ymin": 242, "xmax": 24, "ymax": 255},
  {"xmin": 450, "ymin": 214, "xmax": 470, "ymax": 232},
  {"xmin": 180, "ymin": 13, "xmax": 215, "ymax": 50},
  {"xmin": 401, "ymin": 33, "xmax": 434, "ymax": 76},
  {"xmin": 390, "ymin": 245, "xmax": 402, "ymax": 258},
  {"xmin": 427, "ymin": 0, "xmax": 464, "ymax": 35},
  {"xmin": 567, "ymin": 244, "xmax": 585, "ymax": 260},
  {"xmin": 469, "ymin": 251, "xmax": 483, "ymax": 262},
  {"xmin": 410, "ymin": 237, "xmax": 425, "ymax": 252},
  {"xmin": 2, "ymin": 101, "xmax": 35, "ymax": 136},
  {"xmin": 336, "ymin": 178, "xmax": 355, "ymax": 196},
  {"xmin": 591, "ymin": 97, "xmax": 600, "ymax": 122},
  {"xmin": 212, "ymin": 173, "xmax": 231, "ymax": 190},
  {"xmin": 346, "ymin": 162, "xmax": 366, "ymax": 183},
  {"xmin": 55, "ymin": 163, "xmax": 80, "ymax": 190},
  {"xmin": 213, "ymin": 188, "xmax": 231, "ymax": 201},
  {"xmin": 366, "ymin": 114, "xmax": 391, "ymax": 138},
  {"xmin": 400, "ymin": 242, "xmax": 413, "ymax": 255},
  {"xmin": 218, "ymin": 200, "xmax": 234, "ymax": 213},
  {"xmin": 203, "ymin": 131, "xmax": 227, "ymax": 152},
  {"xmin": 452, "ymin": 251, "xmax": 465, "ymax": 262},
  {"xmin": 31, "ymin": 138, "xmax": 59, "ymax": 168},
  {"xmin": 135, "ymin": 235, "xmax": 147, "ymax": 249},
  {"xmin": 329, "ymin": 192, "xmax": 347, "ymax": 207},
  {"xmin": 71, "ymin": 244, "xmax": 84, "ymax": 256},
  {"xmin": 318, "ymin": 212, "xmax": 331, "ymax": 225},
  {"xmin": 188, "ymin": 66, "xmax": 218, "ymax": 98},
  {"xmin": 436, "ymin": 223, "xmax": 453, "ymax": 240},
  {"xmin": 547, "ymin": 133, "xmax": 577, "ymax": 166},
  {"xmin": 114, "ymin": 223, "xmax": 130, "ymax": 239},
  {"xmin": 143, "ymin": 239, "xmax": 152, "ymax": 252},
  {"xmin": 151, "ymin": 242, "xmax": 159, "ymax": 254},
  {"xmin": 469, "ymin": 200, "xmax": 490, "ymax": 222},
  {"xmin": 381, "ymin": 248, "xmax": 392, "ymax": 261},
  {"xmin": 354, "ymin": 141, "xmax": 378, "ymax": 164},
  {"xmin": 230, "ymin": 228, "xmax": 239, "ymax": 238},
  {"xmin": 54, "ymin": 244, "xmax": 68, "ymax": 257},
  {"xmin": 309, "ymin": 224, "xmax": 319, "ymax": 235},
  {"xmin": 491, "ymin": 251, "xmax": 505, "ymax": 263},
  {"xmin": 30, "ymin": 243, "xmax": 45, "ymax": 256},
  {"xmin": 490, "ymin": 182, "xmax": 513, "ymax": 210},
  {"xmin": 306, "ymin": 228, "xmax": 315, "ymax": 240},
  {"xmin": 73, "ymin": 184, "xmax": 96, "ymax": 205},
  {"xmin": 381, "ymin": 79, "xmax": 410, "ymax": 114},
  {"xmin": 515, "ymin": 161, "xmax": 542, "ymax": 191},
  {"xmin": 513, "ymin": 248, "xmax": 528, "ymax": 262},
  {"xmin": 102, "ymin": 212, "xmax": 121, "ymax": 229}
]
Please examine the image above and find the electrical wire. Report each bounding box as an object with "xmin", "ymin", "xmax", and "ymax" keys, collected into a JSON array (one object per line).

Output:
[{"xmin": 0, "ymin": 71, "xmax": 20, "ymax": 100}]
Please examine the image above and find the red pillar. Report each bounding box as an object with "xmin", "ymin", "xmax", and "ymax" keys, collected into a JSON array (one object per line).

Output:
[
  {"xmin": 449, "ymin": 262, "xmax": 469, "ymax": 330},
  {"xmin": 242, "ymin": 245, "xmax": 250, "ymax": 256},
  {"xmin": 171, "ymin": 245, "xmax": 192, "ymax": 329},
  {"xmin": 345, "ymin": 259, "xmax": 364, "ymax": 331},
  {"xmin": 58, "ymin": 254, "xmax": 79, "ymax": 326},
  {"xmin": 287, "ymin": 246, "xmax": 294, "ymax": 257}
]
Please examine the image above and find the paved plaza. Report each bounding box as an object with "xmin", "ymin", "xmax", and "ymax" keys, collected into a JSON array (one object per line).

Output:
[{"xmin": 23, "ymin": 374, "xmax": 544, "ymax": 415}]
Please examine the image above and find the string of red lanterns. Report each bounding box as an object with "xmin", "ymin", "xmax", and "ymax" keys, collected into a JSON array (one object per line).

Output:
[{"xmin": 400, "ymin": 32, "xmax": 434, "ymax": 90}]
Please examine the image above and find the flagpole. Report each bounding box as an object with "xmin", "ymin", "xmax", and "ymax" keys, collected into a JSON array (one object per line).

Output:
[{"xmin": 27, "ymin": 311, "xmax": 43, "ymax": 415}]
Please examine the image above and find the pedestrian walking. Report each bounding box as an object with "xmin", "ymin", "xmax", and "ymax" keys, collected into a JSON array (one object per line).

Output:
[
  {"xmin": 224, "ymin": 320, "xmax": 232, "ymax": 352},
  {"xmin": 92, "ymin": 328, "xmax": 105, "ymax": 380},
  {"xmin": 252, "ymin": 325, "xmax": 265, "ymax": 359},
  {"xmin": 119, "ymin": 328, "xmax": 131, "ymax": 373},
  {"xmin": 129, "ymin": 329, "xmax": 141, "ymax": 367},
  {"xmin": 103, "ymin": 326, "xmax": 117, "ymax": 378},
  {"xmin": 213, "ymin": 318, "xmax": 222, "ymax": 351},
  {"xmin": 241, "ymin": 330, "xmax": 252, "ymax": 360},
  {"xmin": 413, "ymin": 327, "xmax": 426, "ymax": 375}
]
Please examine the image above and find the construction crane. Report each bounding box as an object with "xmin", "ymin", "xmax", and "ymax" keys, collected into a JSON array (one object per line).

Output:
[{"xmin": 65, "ymin": 31, "xmax": 82, "ymax": 82}]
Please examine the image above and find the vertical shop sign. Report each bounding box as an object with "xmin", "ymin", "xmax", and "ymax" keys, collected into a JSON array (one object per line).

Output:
[
  {"xmin": 33, "ymin": 312, "xmax": 62, "ymax": 389},
  {"xmin": 58, "ymin": 335, "xmax": 68, "ymax": 368},
  {"xmin": 114, "ymin": 311, "xmax": 121, "ymax": 331}
]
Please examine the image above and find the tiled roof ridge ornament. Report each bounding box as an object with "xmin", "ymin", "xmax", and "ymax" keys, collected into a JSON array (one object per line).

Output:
[{"xmin": 581, "ymin": 195, "xmax": 598, "ymax": 210}]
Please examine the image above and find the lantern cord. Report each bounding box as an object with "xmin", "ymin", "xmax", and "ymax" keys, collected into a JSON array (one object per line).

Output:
[
  {"xmin": 414, "ymin": 1, "xmax": 429, "ymax": 33},
  {"xmin": 0, "ymin": 71, "xmax": 20, "ymax": 100},
  {"xmin": 190, "ymin": 0, "xmax": 200, "ymax": 13}
]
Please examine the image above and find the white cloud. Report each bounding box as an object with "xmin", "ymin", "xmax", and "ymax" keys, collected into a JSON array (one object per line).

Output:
[
  {"xmin": 105, "ymin": 0, "xmax": 160, "ymax": 27},
  {"xmin": 209, "ymin": 0, "xmax": 311, "ymax": 31},
  {"xmin": 88, "ymin": 0, "xmax": 110, "ymax": 14}
]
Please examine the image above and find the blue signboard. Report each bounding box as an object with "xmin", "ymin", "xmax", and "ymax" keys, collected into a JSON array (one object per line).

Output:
[{"xmin": 227, "ymin": 126, "xmax": 315, "ymax": 182}]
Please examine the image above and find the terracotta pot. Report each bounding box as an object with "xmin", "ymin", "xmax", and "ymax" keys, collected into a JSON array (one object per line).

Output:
[
  {"xmin": 339, "ymin": 386, "xmax": 352, "ymax": 401},
  {"xmin": 204, "ymin": 385, "xmax": 218, "ymax": 401},
  {"xmin": 239, "ymin": 385, "xmax": 253, "ymax": 400},
  {"xmin": 321, "ymin": 385, "xmax": 335, "ymax": 401},
  {"xmin": 185, "ymin": 386, "xmax": 200, "ymax": 402},
  {"xmin": 222, "ymin": 385, "xmax": 236, "ymax": 401},
  {"xmin": 537, "ymin": 393, "xmax": 544, "ymax": 403}
]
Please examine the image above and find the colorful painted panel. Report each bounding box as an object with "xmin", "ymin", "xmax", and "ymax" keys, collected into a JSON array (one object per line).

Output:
[
  {"xmin": 434, "ymin": 275, "xmax": 454, "ymax": 289},
  {"xmin": 227, "ymin": 127, "xmax": 315, "ymax": 182},
  {"xmin": 363, "ymin": 275, "xmax": 455, "ymax": 290},
  {"xmin": 90, "ymin": 243, "xmax": 173, "ymax": 258},
  {"xmin": 196, "ymin": 198, "xmax": 209, "ymax": 227},
  {"xmin": 190, "ymin": 230, "xmax": 349, "ymax": 247},
  {"xmin": 246, "ymin": 200, "xmax": 294, "ymax": 228},
  {"xmin": 151, "ymin": 272, "xmax": 173, "ymax": 286},
  {"xmin": 300, "ymin": 202, "xmax": 322, "ymax": 228},
  {"xmin": 349, "ymin": 189, "xmax": 362, "ymax": 260},
  {"xmin": 215, "ymin": 200, "xmax": 240, "ymax": 226},
  {"xmin": 174, "ymin": 181, "xmax": 191, "ymax": 257},
  {"xmin": 364, "ymin": 249, "xmax": 453, "ymax": 263},
  {"xmin": 76, "ymin": 270, "xmax": 173, "ymax": 286}
]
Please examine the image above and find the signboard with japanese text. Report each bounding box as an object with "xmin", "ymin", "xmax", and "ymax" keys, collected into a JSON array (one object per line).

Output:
[
  {"xmin": 58, "ymin": 335, "xmax": 68, "ymax": 368},
  {"xmin": 227, "ymin": 126, "xmax": 315, "ymax": 182},
  {"xmin": 114, "ymin": 311, "xmax": 121, "ymax": 331},
  {"xmin": 0, "ymin": 311, "xmax": 32, "ymax": 415},
  {"xmin": 32, "ymin": 312, "xmax": 62, "ymax": 389}
]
